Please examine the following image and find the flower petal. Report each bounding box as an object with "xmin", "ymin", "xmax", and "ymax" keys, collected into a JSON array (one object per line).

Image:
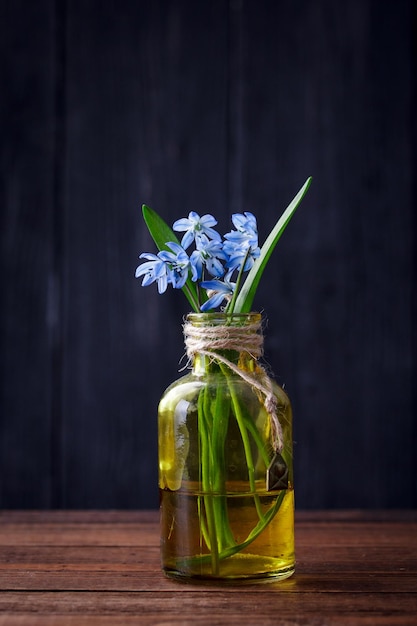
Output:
[
  {"xmin": 172, "ymin": 217, "xmax": 192, "ymax": 231},
  {"xmin": 200, "ymin": 292, "xmax": 226, "ymax": 311},
  {"xmin": 181, "ymin": 230, "xmax": 195, "ymax": 250}
]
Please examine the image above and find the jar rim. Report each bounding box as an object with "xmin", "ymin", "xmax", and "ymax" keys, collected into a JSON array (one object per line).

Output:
[{"xmin": 186, "ymin": 312, "xmax": 262, "ymax": 325}]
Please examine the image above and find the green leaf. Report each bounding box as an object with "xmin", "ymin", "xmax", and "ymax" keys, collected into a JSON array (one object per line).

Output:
[
  {"xmin": 142, "ymin": 204, "xmax": 200, "ymax": 311},
  {"xmin": 233, "ymin": 177, "xmax": 312, "ymax": 313}
]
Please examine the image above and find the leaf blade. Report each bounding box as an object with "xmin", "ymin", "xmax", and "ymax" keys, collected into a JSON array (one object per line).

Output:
[
  {"xmin": 233, "ymin": 177, "xmax": 312, "ymax": 313},
  {"xmin": 141, "ymin": 204, "xmax": 199, "ymax": 311}
]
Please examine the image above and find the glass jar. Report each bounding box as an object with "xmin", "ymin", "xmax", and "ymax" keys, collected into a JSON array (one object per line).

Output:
[{"xmin": 158, "ymin": 312, "xmax": 294, "ymax": 581}]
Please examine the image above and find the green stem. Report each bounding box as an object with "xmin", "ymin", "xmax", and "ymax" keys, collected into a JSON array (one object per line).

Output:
[
  {"xmin": 197, "ymin": 388, "xmax": 216, "ymax": 559},
  {"xmin": 225, "ymin": 248, "xmax": 251, "ymax": 315},
  {"xmin": 195, "ymin": 354, "xmax": 281, "ymax": 574},
  {"xmin": 240, "ymin": 404, "xmax": 270, "ymax": 467},
  {"xmin": 197, "ymin": 495, "xmax": 210, "ymax": 550},
  {"xmin": 179, "ymin": 489, "xmax": 286, "ymax": 569},
  {"xmin": 221, "ymin": 365, "xmax": 266, "ymax": 523},
  {"xmin": 198, "ymin": 382, "xmax": 235, "ymax": 573},
  {"xmin": 211, "ymin": 385, "xmax": 236, "ymax": 550},
  {"xmin": 183, "ymin": 282, "xmax": 200, "ymax": 312}
]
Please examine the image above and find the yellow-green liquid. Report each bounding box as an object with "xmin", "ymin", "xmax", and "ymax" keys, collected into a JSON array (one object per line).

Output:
[{"xmin": 160, "ymin": 487, "xmax": 295, "ymax": 581}]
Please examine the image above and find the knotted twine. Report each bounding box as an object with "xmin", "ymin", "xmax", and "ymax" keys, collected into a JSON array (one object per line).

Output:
[{"xmin": 183, "ymin": 318, "xmax": 284, "ymax": 453}]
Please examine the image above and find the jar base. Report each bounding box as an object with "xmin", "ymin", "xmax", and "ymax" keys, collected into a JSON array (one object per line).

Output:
[{"xmin": 162, "ymin": 555, "xmax": 295, "ymax": 584}]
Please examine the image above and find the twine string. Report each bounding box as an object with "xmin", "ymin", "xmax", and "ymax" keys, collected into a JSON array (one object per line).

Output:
[{"xmin": 183, "ymin": 320, "xmax": 284, "ymax": 452}]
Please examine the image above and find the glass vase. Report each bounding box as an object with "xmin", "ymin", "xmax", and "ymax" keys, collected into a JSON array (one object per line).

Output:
[{"xmin": 158, "ymin": 312, "xmax": 294, "ymax": 581}]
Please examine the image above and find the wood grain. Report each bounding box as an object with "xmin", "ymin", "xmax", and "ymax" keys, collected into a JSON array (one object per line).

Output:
[
  {"xmin": 1, "ymin": 0, "xmax": 416, "ymax": 511},
  {"xmin": 0, "ymin": 511, "xmax": 416, "ymax": 624}
]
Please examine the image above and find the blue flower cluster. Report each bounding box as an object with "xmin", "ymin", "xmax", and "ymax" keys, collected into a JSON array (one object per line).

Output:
[{"xmin": 135, "ymin": 211, "xmax": 260, "ymax": 311}]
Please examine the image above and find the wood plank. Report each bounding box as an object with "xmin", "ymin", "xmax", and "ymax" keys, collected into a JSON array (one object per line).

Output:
[
  {"xmin": 1, "ymin": 543, "xmax": 415, "ymax": 572},
  {"xmin": 0, "ymin": 0, "xmax": 57, "ymax": 508},
  {"xmin": 0, "ymin": 511, "xmax": 415, "ymax": 623},
  {"xmin": 61, "ymin": 0, "xmax": 229, "ymax": 510},
  {"xmin": 0, "ymin": 510, "xmax": 158, "ymax": 524},
  {"xmin": 0, "ymin": 511, "xmax": 415, "ymax": 594},
  {"xmin": 1, "ymin": 509, "xmax": 415, "ymax": 523},
  {"xmin": 235, "ymin": 0, "xmax": 416, "ymax": 511},
  {"xmin": 1, "ymin": 571, "xmax": 416, "ymax": 593},
  {"xmin": 0, "ymin": 523, "xmax": 156, "ymax": 546},
  {"xmin": 0, "ymin": 590, "xmax": 416, "ymax": 616},
  {"xmin": 1, "ymin": 0, "xmax": 415, "ymax": 514},
  {"xmin": 1, "ymin": 520, "xmax": 415, "ymax": 547},
  {"xmin": 0, "ymin": 617, "xmax": 416, "ymax": 626}
]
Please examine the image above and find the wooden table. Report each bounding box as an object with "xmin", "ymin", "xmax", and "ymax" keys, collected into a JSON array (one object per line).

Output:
[{"xmin": 0, "ymin": 510, "xmax": 416, "ymax": 625}]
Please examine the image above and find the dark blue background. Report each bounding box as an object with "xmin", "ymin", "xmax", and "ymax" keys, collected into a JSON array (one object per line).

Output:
[{"xmin": 1, "ymin": 0, "xmax": 416, "ymax": 509}]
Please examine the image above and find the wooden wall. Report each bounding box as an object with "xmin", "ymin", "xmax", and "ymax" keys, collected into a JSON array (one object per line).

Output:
[{"xmin": 1, "ymin": 0, "xmax": 416, "ymax": 509}]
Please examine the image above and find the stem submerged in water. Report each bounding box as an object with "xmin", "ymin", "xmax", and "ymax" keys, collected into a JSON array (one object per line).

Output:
[
  {"xmin": 195, "ymin": 357, "xmax": 284, "ymax": 575},
  {"xmin": 178, "ymin": 489, "xmax": 286, "ymax": 569}
]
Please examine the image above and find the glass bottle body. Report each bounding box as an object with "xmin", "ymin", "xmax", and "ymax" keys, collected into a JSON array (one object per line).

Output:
[{"xmin": 158, "ymin": 313, "xmax": 294, "ymax": 581}]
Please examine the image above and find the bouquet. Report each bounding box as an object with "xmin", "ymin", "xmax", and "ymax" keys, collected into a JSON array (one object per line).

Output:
[{"xmin": 135, "ymin": 177, "xmax": 312, "ymax": 579}]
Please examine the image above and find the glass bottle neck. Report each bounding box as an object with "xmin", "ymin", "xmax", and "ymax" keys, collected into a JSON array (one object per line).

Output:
[
  {"xmin": 184, "ymin": 312, "xmax": 263, "ymax": 376},
  {"xmin": 192, "ymin": 350, "xmax": 258, "ymax": 376}
]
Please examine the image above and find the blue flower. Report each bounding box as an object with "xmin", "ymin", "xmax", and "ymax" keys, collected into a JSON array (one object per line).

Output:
[
  {"xmin": 189, "ymin": 235, "xmax": 228, "ymax": 280},
  {"xmin": 135, "ymin": 253, "xmax": 171, "ymax": 294},
  {"xmin": 173, "ymin": 212, "xmax": 221, "ymax": 249},
  {"xmin": 225, "ymin": 240, "xmax": 261, "ymax": 272},
  {"xmin": 224, "ymin": 211, "xmax": 260, "ymax": 271},
  {"xmin": 231, "ymin": 211, "xmax": 258, "ymax": 235},
  {"xmin": 158, "ymin": 242, "xmax": 191, "ymax": 289},
  {"xmin": 200, "ymin": 273, "xmax": 236, "ymax": 311},
  {"xmin": 225, "ymin": 211, "xmax": 258, "ymax": 247}
]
